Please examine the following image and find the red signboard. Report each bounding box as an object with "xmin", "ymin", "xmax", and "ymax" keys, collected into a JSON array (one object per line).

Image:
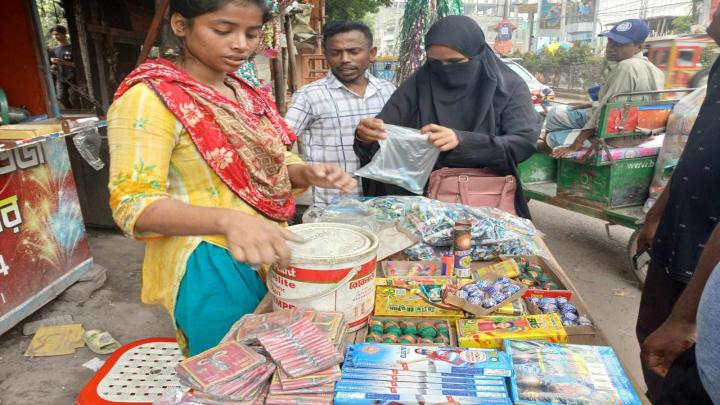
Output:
[{"xmin": 0, "ymin": 138, "xmax": 92, "ymax": 329}]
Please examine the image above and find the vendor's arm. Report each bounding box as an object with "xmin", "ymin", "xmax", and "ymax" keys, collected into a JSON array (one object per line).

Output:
[
  {"xmin": 641, "ymin": 223, "xmax": 720, "ymax": 377},
  {"xmin": 108, "ymin": 84, "xmax": 299, "ymax": 267},
  {"xmin": 437, "ymin": 81, "xmax": 540, "ymax": 174}
]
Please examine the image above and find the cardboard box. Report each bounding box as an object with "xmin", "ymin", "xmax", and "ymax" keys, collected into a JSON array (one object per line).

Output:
[
  {"xmin": 381, "ymin": 260, "xmax": 443, "ymax": 277},
  {"xmin": 456, "ymin": 314, "xmax": 568, "ymax": 349},
  {"xmin": 496, "ymin": 256, "xmax": 569, "ymax": 291},
  {"xmin": 523, "ymin": 289, "xmax": 597, "ymax": 341},
  {"xmin": 444, "ymin": 276, "xmax": 528, "ymax": 317},
  {"xmin": 357, "ymin": 316, "xmax": 457, "ymax": 347},
  {"xmin": 374, "ymin": 277, "xmax": 466, "ymax": 318}
]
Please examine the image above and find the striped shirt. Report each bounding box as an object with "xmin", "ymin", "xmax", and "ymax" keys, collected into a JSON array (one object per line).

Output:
[{"xmin": 285, "ymin": 70, "xmax": 396, "ymax": 206}]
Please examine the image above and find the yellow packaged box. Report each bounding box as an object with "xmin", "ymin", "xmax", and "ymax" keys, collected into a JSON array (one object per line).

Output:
[
  {"xmin": 456, "ymin": 314, "xmax": 568, "ymax": 349},
  {"xmin": 374, "ymin": 278, "xmax": 465, "ymax": 318},
  {"xmin": 491, "ymin": 299, "xmax": 527, "ymax": 316}
]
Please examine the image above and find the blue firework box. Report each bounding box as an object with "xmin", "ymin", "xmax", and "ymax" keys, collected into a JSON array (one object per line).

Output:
[
  {"xmin": 505, "ymin": 340, "xmax": 642, "ymax": 405},
  {"xmin": 344, "ymin": 343, "xmax": 513, "ymax": 376},
  {"xmin": 336, "ymin": 378, "xmax": 509, "ymax": 394},
  {"xmin": 334, "ymin": 391, "xmax": 512, "ymax": 405},
  {"xmin": 342, "ymin": 366, "xmax": 507, "ymax": 385}
]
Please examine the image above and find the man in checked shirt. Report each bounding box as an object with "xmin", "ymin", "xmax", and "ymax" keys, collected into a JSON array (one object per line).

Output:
[{"xmin": 285, "ymin": 21, "xmax": 396, "ymax": 206}]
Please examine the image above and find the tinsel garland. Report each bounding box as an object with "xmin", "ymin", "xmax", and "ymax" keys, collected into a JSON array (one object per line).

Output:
[{"xmin": 395, "ymin": 0, "xmax": 464, "ymax": 84}]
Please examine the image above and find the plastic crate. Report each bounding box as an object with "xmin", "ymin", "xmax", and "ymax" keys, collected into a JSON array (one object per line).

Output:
[{"xmin": 76, "ymin": 338, "xmax": 184, "ymax": 405}]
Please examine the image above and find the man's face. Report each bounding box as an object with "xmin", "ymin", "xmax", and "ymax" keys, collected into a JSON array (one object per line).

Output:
[
  {"xmin": 706, "ymin": 6, "xmax": 720, "ymax": 44},
  {"xmin": 324, "ymin": 30, "xmax": 377, "ymax": 85},
  {"xmin": 51, "ymin": 31, "xmax": 67, "ymax": 44},
  {"xmin": 605, "ymin": 39, "xmax": 642, "ymax": 62}
]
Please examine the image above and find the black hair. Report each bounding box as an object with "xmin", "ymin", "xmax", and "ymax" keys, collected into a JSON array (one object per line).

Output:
[
  {"xmin": 49, "ymin": 25, "xmax": 67, "ymax": 35},
  {"xmin": 170, "ymin": 0, "xmax": 271, "ymax": 25},
  {"xmin": 323, "ymin": 21, "xmax": 373, "ymax": 48}
]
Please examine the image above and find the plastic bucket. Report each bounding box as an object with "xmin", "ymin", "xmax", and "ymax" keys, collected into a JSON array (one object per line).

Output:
[{"xmin": 268, "ymin": 223, "xmax": 378, "ymax": 331}]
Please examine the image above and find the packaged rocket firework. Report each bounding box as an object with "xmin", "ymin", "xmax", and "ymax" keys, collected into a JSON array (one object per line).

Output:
[{"xmin": 258, "ymin": 318, "xmax": 343, "ymax": 378}]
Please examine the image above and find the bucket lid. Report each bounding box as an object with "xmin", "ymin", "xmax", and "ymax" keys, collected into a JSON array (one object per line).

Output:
[{"xmin": 287, "ymin": 223, "xmax": 378, "ymax": 262}]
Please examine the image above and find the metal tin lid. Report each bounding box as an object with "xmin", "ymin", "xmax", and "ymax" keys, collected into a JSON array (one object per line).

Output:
[{"xmin": 287, "ymin": 223, "xmax": 378, "ymax": 262}]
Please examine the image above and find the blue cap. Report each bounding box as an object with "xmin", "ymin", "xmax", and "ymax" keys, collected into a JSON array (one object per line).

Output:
[{"xmin": 599, "ymin": 19, "xmax": 650, "ymax": 44}]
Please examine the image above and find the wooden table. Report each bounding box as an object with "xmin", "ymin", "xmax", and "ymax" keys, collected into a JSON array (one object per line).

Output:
[{"xmin": 254, "ymin": 235, "xmax": 649, "ymax": 403}]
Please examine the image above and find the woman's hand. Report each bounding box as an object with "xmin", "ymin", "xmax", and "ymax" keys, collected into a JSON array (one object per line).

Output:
[
  {"xmin": 356, "ymin": 118, "xmax": 387, "ymax": 143},
  {"xmin": 303, "ymin": 164, "xmax": 357, "ymax": 193},
  {"xmin": 217, "ymin": 211, "xmax": 300, "ymax": 268},
  {"xmin": 422, "ymin": 124, "xmax": 459, "ymax": 152}
]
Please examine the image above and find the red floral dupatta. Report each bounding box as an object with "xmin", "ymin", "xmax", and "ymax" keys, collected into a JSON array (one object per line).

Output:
[{"xmin": 114, "ymin": 58, "xmax": 297, "ymax": 221}]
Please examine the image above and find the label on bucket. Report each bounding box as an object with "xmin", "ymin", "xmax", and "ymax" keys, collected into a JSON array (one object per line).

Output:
[
  {"xmin": 271, "ymin": 259, "xmax": 377, "ymax": 331},
  {"xmin": 272, "ymin": 223, "xmax": 380, "ymax": 332}
]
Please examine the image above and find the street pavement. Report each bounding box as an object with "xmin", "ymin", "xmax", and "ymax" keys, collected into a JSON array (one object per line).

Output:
[{"xmin": 0, "ymin": 201, "xmax": 647, "ymax": 404}]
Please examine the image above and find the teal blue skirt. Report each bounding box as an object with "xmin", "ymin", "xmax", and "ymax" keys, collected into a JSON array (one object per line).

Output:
[{"xmin": 174, "ymin": 242, "xmax": 267, "ymax": 356}]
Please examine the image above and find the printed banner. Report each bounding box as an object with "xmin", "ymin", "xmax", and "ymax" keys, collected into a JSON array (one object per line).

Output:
[
  {"xmin": 0, "ymin": 138, "xmax": 91, "ymax": 317},
  {"xmin": 539, "ymin": 0, "xmax": 562, "ymax": 30}
]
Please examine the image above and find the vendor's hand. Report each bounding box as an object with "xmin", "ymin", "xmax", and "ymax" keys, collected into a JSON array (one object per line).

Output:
[
  {"xmin": 637, "ymin": 217, "xmax": 661, "ymax": 252},
  {"xmin": 641, "ymin": 317, "xmax": 697, "ymax": 377},
  {"xmin": 303, "ymin": 163, "xmax": 357, "ymax": 193},
  {"xmin": 218, "ymin": 212, "xmax": 300, "ymax": 268},
  {"xmin": 50, "ymin": 57, "xmax": 60, "ymax": 64},
  {"xmin": 422, "ymin": 124, "xmax": 459, "ymax": 152},
  {"xmin": 356, "ymin": 118, "xmax": 387, "ymax": 143}
]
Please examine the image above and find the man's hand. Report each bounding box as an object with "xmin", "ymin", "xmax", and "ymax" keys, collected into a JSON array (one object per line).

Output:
[
  {"xmin": 641, "ymin": 317, "xmax": 697, "ymax": 377},
  {"xmin": 421, "ymin": 124, "xmax": 459, "ymax": 152},
  {"xmin": 356, "ymin": 118, "xmax": 386, "ymax": 143}
]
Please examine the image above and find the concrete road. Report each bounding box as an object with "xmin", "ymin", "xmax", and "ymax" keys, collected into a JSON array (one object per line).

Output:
[
  {"xmin": 529, "ymin": 200, "xmax": 646, "ymax": 394},
  {"xmin": 0, "ymin": 203, "xmax": 647, "ymax": 404}
]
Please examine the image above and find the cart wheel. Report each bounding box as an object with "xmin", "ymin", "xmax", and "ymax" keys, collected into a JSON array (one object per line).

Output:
[{"xmin": 627, "ymin": 229, "xmax": 649, "ymax": 288}]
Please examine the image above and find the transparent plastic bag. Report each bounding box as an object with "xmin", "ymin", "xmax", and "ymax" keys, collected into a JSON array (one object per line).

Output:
[
  {"xmin": 354, "ymin": 125, "xmax": 439, "ymax": 194},
  {"xmin": 301, "ymin": 198, "xmax": 381, "ymax": 232},
  {"xmin": 72, "ymin": 127, "xmax": 105, "ymax": 170},
  {"xmin": 644, "ymin": 87, "xmax": 706, "ymax": 212}
]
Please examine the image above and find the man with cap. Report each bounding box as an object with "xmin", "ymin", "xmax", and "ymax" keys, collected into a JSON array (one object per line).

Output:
[{"xmin": 544, "ymin": 19, "xmax": 664, "ymax": 157}]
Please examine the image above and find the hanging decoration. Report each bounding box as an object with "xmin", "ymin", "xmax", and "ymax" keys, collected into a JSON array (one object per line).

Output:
[
  {"xmin": 395, "ymin": 0, "xmax": 464, "ymax": 84},
  {"xmin": 492, "ymin": 18, "xmax": 517, "ymax": 56}
]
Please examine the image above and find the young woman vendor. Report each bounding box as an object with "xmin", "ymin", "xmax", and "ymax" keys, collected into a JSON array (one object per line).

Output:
[{"xmin": 107, "ymin": 0, "xmax": 356, "ymax": 356}]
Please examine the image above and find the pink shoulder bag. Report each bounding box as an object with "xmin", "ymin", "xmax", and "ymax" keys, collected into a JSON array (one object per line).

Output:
[{"xmin": 426, "ymin": 168, "xmax": 517, "ymax": 215}]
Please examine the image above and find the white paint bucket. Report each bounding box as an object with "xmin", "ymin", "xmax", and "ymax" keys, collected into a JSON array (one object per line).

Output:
[{"xmin": 268, "ymin": 223, "xmax": 378, "ymax": 331}]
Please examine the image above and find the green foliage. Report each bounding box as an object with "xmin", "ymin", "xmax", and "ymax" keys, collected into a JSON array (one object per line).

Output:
[
  {"xmin": 671, "ymin": 16, "xmax": 694, "ymax": 34},
  {"xmin": 512, "ymin": 43, "xmax": 605, "ymax": 89},
  {"xmin": 36, "ymin": 0, "xmax": 67, "ymax": 47},
  {"xmin": 701, "ymin": 45, "xmax": 719, "ymax": 67},
  {"xmin": 325, "ymin": 0, "xmax": 393, "ymax": 22}
]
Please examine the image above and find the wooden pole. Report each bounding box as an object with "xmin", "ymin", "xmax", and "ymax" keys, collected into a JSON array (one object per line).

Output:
[
  {"xmin": 136, "ymin": 0, "xmax": 170, "ymax": 66},
  {"xmin": 285, "ymin": 14, "xmax": 298, "ymax": 93},
  {"xmin": 74, "ymin": 0, "xmax": 95, "ymax": 101},
  {"xmin": 272, "ymin": 58, "xmax": 286, "ymax": 115}
]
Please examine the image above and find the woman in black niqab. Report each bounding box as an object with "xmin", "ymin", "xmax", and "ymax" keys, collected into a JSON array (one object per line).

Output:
[{"xmin": 354, "ymin": 15, "xmax": 540, "ymax": 219}]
